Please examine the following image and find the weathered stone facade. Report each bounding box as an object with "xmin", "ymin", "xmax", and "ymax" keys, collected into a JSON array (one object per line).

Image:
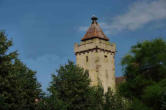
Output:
[{"xmin": 74, "ymin": 16, "xmax": 116, "ymax": 92}]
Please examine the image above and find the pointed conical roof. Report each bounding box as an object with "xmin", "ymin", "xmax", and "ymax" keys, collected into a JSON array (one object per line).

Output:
[{"xmin": 81, "ymin": 16, "xmax": 109, "ymax": 41}]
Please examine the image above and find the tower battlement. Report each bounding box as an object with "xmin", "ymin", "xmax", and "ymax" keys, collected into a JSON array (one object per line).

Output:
[{"xmin": 74, "ymin": 38, "xmax": 116, "ymax": 55}]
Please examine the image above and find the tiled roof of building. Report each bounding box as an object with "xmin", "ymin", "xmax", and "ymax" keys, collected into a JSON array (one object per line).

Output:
[
  {"xmin": 116, "ymin": 76, "xmax": 126, "ymax": 86},
  {"xmin": 81, "ymin": 16, "xmax": 109, "ymax": 41}
]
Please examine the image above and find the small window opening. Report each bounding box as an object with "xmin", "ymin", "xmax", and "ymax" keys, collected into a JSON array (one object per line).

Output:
[
  {"xmin": 104, "ymin": 55, "xmax": 108, "ymax": 62},
  {"xmin": 86, "ymin": 56, "xmax": 88, "ymax": 62}
]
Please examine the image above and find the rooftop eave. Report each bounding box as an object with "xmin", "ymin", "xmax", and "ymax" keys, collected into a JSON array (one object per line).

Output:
[{"xmin": 81, "ymin": 36, "xmax": 109, "ymax": 41}]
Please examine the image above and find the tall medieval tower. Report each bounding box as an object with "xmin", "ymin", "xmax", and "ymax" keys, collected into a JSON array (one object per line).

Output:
[{"xmin": 74, "ymin": 16, "xmax": 116, "ymax": 92}]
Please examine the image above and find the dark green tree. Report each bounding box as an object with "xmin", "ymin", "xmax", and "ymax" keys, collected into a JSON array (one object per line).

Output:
[
  {"xmin": 0, "ymin": 32, "xmax": 42, "ymax": 110},
  {"xmin": 48, "ymin": 61, "xmax": 94, "ymax": 110},
  {"xmin": 161, "ymin": 91, "xmax": 166, "ymax": 110},
  {"xmin": 119, "ymin": 38, "xmax": 166, "ymax": 110},
  {"xmin": 104, "ymin": 88, "xmax": 129, "ymax": 110},
  {"xmin": 90, "ymin": 86, "xmax": 104, "ymax": 110},
  {"xmin": 47, "ymin": 61, "xmax": 129, "ymax": 110},
  {"xmin": 35, "ymin": 92, "xmax": 67, "ymax": 110}
]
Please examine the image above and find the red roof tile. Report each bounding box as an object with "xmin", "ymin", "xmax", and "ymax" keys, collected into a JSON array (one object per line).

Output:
[
  {"xmin": 116, "ymin": 76, "xmax": 126, "ymax": 85},
  {"xmin": 81, "ymin": 16, "xmax": 109, "ymax": 41}
]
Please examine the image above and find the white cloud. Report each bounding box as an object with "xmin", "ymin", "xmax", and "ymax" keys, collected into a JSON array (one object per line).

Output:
[
  {"xmin": 79, "ymin": 0, "xmax": 166, "ymax": 34},
  {"xmin": 106, "ymin": 0, "xmax": 166, "ymax": 34}
]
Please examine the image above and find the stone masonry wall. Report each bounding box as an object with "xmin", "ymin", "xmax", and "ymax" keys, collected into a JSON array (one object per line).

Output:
[{"xmin": 74, "ymin": 38, "xmax": 116, "ymax": 92}]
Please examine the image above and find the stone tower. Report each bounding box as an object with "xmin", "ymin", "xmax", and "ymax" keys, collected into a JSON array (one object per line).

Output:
[{"xmin": 74, "ymin": 16, "xmax": 116, "ymax": 92}]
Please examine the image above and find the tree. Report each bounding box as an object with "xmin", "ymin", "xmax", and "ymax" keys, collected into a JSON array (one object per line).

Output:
[
  {"xmin": 119, "ymin": 38, "xmax": 166, "ymax": 110},
  {"xmin": 47, "ymin": 61, "xmax": 128, "ymax": 110},
  {"xmin": 161, "ymin": 91, "xmax": 166, "ymax": 110},
  {"xmin": 104, "ymin": 88, "xmax": 129, "ymax": 110},
  {"xmin": 90, "ymin": 86, "xmax": 104, "ymax": 110},
  {"xmin": 0, "ymin": 32, "xmax": 42, "ymax": 110},
  {"xmin": 48, "ymin": 61, "xmax": 94, "ymax": 110},
  {"xmin": 35, "ymin": 92, "xmax": 67, "ymax": 110}
]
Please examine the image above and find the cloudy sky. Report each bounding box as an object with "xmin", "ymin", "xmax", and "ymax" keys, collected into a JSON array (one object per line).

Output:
[{"xmin": 0, "ymin": 0, "xmax": 166, "ymax": 92}]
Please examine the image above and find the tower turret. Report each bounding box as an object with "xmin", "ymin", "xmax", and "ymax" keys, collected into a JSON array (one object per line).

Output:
[{"xmin": 74, "ymin": 16, "xmax": 116, "ymax": 92}]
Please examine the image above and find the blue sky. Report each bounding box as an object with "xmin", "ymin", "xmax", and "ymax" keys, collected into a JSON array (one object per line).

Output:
[{"xmin": 0, "ymin": 0, "xmax": 166, "ymax": 92}]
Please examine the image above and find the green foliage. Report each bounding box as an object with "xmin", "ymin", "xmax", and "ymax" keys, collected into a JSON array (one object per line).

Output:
[
  {"xmin": 36, "ymin": 93, "xmax": 67, "ymax": 110},
  {"xmin": 142, "ymin": 83, "xmax": 161, "ymax": 109},
  {"xmin": 104, "ymin": 88, "xmax": 129, "ymax": 110},
  {"xmin": 128, "ymin": 98, "xmax": 152, "ymax": 110},
  {"xmin": 119, "ymin": 38, "xmax": 166, "ymax": 110},
  {"xmin": 0, "ymin": 32, "xmax": 42, "ymax": 110},
  {"xmin": 47, "ymin": 61, "xmax": 93, "ymax": 110},
  {"xmin": 44, "ymin": 61, "xmax": 128, "ymax": 110},
  {"xmin": 90, "ymin": 86, "xmax": 105, "ymax": 110},
  {"xmin": 161, "ymin": 92, "xmax": 166, "ymax": 110},
  {"xmin": 122, "ymin": 39, "xmax": 166, "ymax": 82}
]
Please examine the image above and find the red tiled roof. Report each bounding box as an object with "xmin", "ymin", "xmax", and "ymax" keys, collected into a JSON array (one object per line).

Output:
[
  {"xmin": 116, "ymin": 76, "xmax": 126, "ymax": 85},
  {"xmin": 81, "ymin": 16, "xmax": 109, "ymax": 41}
]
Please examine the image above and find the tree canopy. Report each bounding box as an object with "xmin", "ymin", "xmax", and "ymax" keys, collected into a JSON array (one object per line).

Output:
[
  {"xmin": 0, "ymin": 32, "xmax": 42, "ymax": 110},
  {"xmin": 47, "ymin": 61, "xmax": 96, "ymax": 110},
  {"xmin": 119, "ymin": 38, "xmax": 166, "ymax": 110},
  {"xmin": 39, "ymin": 61, "xmax": 128, "ymax": 110}
]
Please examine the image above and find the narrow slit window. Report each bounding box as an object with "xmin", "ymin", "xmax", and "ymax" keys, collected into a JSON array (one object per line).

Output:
[
  {"xmin": 86, "ymin": 56, "xmax": 88, "ymax": 62},
  {"xmin": 104, "ymin": 55, "xmax": 108, "ymax": 62}
]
